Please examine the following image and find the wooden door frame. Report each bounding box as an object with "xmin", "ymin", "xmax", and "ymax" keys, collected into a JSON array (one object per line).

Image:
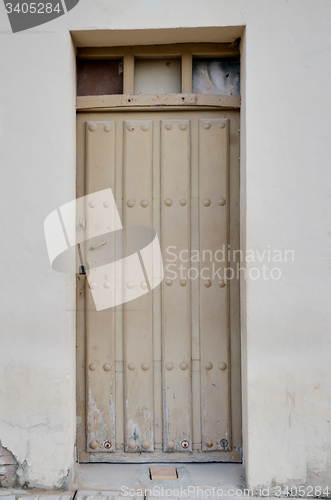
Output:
[{"xmin": 76, "ymin": 42, "xmax": 241, "ymax": 463}]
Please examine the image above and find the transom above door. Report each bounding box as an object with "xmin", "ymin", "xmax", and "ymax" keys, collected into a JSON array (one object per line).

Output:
[{"xmin": 76, "ymin": 110, "xmax": 241, "ymax": 463}]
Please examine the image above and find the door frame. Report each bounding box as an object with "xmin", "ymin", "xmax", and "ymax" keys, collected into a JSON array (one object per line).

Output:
[{"xmin": 76, "ymin": 42, "xmax": 241, "ymax": 463}]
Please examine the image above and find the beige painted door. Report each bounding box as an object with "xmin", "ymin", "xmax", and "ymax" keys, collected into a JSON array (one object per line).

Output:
[{"xmin": 76, "ymin": 110, "xmax": 241, "ymax": 463}]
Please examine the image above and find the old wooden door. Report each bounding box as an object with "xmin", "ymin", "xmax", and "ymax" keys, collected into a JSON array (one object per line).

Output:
[{"xmin": 76, "ymin": 109, "xmax": 241, "ymax": 463}]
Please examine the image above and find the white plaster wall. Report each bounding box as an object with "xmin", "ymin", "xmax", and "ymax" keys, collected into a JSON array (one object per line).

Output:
[
  {"xmin": 0, "ymin": 32, "xmax": 76, "ymax": 487},
  {"xmin": 0, "ymin": 0, "xmax": 330, "ymax": 489}
]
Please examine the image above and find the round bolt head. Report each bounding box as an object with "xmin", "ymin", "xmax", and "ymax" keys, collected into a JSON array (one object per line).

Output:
[
  {"xmin": 127, "ymin": 124, "xmax": 135, "ymax": 131},
  {"xmin": 103, "ymin": 363, "xmax": 112, "ymax": 371},
  {"xmin": 89, "ymin": 201, "xmax": 96, "ymax": 208},
  {"xmin": 165, "ymin": 123, "xmax": 172, "ymax": 130},
  {"xmin": 89, "ymin": 282, "xmax": 97, "ymax": 290},
  {"xmin": 104, "ymin": 124, "xmax": 111, "ymax": 132},
  {"xmin": 206, "ymin": 440, "xmax": 213, "ymax": 448},
  {"xmin": 89, "ymin": 440, "xmax": 98, "ymax": 449},
  {"xmin": 219, "ymin": 122, "xmax": 226, "ymax": 129},
  {"xmin": 179, "ymin": 122, "xmax": 187, "ymax": 131},
  {"xmin": 140, "ymin": 199, "xmax": 149, "ymax": 207},
  {"xmin": 104, "ymin": 440, "xmax": 112, "ymax": 449},
  {"xmin": 103, "ymin": 282, "xmax": 111, "ymax": 289},
  {"xmin": 179, "ymin": 279, "xmax": 187, "ymax": 287},
  {"xmin": 219, "ymin": 362, "xmax": 227, "ymax": 371},
  {"xmin": 141, "ymin": 362, "xmax": 150, "ymax": 371},
  {"xmin": 165, "ymin": 279, "xmax": 173, "ymax": 286},
  {"xmin": 140, "ymin": 281, "xmax": 148, "ymax": 289},
  {"xmin": 142, "ymin": 440, "xmax": 150, "ymax": 449},
  {"xmin": 128, "ymin": 440, "xmax": 136, "ymax": 449},
  {"xmin": 205, "ymin": 362, "xmax": 213, "ymax": 370},
  {"xmin": 127, "ymin": 281, "xmax": 135, "ymax": 289},
  {"xmin": 164, "ymin": 198, "xmax": 173, "ymax": 207},
  {"xmin": 179, "ymin": 199, "xmax": 187, "ymax": 206},
  {"xmin": 203, "ymin": 279, "xmax": 212, "ymax": 288},
  {"xmin": 218, "ymin": 279, "xmax": 226, "ymax": 288},
  {"xmin": 88, "ymin": 124, "xmax": 97, "ymax": 132},
  {"xmin": 89, "ymin": 363, "xmax": 97, "ymax": 371},
  {"xmin": 181, "ymin": 440, "xmax": 189, "ymax": 449},
  {"xmin": 167, "ymin": 440, "xmax": 175, "ymax": 450},
  {"xmin": 219, "ymin": 438, "xmax": 228, "ymax": 449},
  {"xmin": 127, "ymin": 199, "xmax": 135, "ymax": 208},
  {"xmin": 203, "ymin": 122, "xmax": 211, "ymax": 129},
  {"xmin": 103, "ymin": 201, "xmax": 111, "ymax": 208},
  {"xmin": 128, "ymin": 363, "xmax": 135, "ymax": 370},
  {"xmin": 203, "ymin": 199, "xmax": 211, "ymax": 207},
  {"xmin": 165, "ymin": 362, "xmax": 174, "ymax": 371},
  {"xmin": 180, "ymin": 362, "xmax": 188, "ymax": 370},
  {"xmin": 218, "ymin": 198, "xmax": 226, "ymax": 206},
  {"xmin": 141, "ymin": 123, "xmax": 149, "ymax": 131}
]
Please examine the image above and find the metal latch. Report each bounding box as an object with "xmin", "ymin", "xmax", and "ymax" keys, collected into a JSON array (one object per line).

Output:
[{"xmin": 77, "ymin": 243, "xmax": 86, "ymax": 275}]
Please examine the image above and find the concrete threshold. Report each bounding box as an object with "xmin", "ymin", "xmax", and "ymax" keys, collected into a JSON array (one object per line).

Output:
[{"xmin": 74, "ymin": 463, "xmax": 245, "ymax": 493}]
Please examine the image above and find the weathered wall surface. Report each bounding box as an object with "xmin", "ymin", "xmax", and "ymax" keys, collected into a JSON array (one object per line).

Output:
[
  {"xmin": 0, "ymin": 0, "xmax": 330, "ymax": 489},
  {"xmin": 0, "ymin": 33, "xmax": 76, "ymax": 488}
]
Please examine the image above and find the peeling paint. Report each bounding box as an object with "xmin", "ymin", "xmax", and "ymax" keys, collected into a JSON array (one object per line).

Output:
[
  {"xmin": 0, "ymin": 441, "xmax": 18, "ymax": 488},
  {"xmin": 87, "ymin": 386, "xmax": 113, "ymax": 450}
]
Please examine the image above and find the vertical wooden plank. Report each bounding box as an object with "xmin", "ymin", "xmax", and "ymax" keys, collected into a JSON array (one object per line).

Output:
[
  {"xmin": 190, "ymin": 116, "xmax": 201, "ymax": 451},
  {"xmin": 199, "ymin": 117, "xmax": 231, "ymax": 452},
  {"xmin": 85, "ymin": 120, "xmax": 116, "ymax": 453},
  {"xmin": 114, "ymin": 116, "xmax": 124, "ymax": 452},
  {"xmin": 161, "ymin": 119, "xmax": 192, "ymax": 452},
  {"xmin": 228, "ymin": 111, "xmax": 242, "ymax": 461},
  {"xmin": 181, "ymin": 52, "xmax": 193, "ymax": 93},
  {"xmin": 123, "ymin": 53, "xmax": 135, "ymax": 94},
  {"xmin": 76, "ymin": 113, "xmax": 89, "ymax": 462},
  {"xmin": 123, "ymin": 119, "xmax": 154, "ymax": 452},
  {"xmin": 152, "ymin": 118, "xmax": 163, "ymax": 451}
]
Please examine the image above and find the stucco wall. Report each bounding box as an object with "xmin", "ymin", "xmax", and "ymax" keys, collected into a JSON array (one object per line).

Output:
[
  {"xmin": 0, "ymin": 0, "xmax": 330, "ymax": 490},
  {"xmin": 0, "ymin": 31, "xmax": 77, "ymax": 487}
]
